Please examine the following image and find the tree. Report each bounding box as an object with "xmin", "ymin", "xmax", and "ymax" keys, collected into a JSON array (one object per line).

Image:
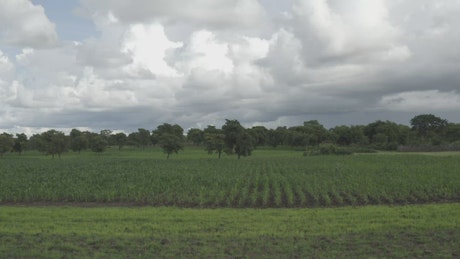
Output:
[
  {"xmin": 187, "ymin": 128, "xmax": 205, "ymax": 145},
  {"xmin": 111, "ymin": 132, "xmax": 127, "ymax": 150},
  {"xmin": 247, "ymin": 126, "xmax": 268, "ymax": 147},
  {"xmin": 159, "ymin": 133, "xmax": 183, "ymax": 159},
  {"xmin": 222, "ymin": 119, "xmax": 245, "ymax": 155},
  {"xmin": 29, "ymin": 134, "xmax": 46, "ymax": 153},
  {"xmin": 127, "ymin": 132, "xmax": 141, "ymax": 147},
  {"xmin": 154, "ymin": 123, "xmax": 184, "ymax": 138},
  {"xmin": 138, "ymin": 128, "xmax": 151, "ymax": 149},
  {"xmin": 90, "ymin": 135, "xmax": 108, "ymax": 153},
  {"xmin": 12, "ymin": 133, "xmax": 28, "ymax": 155},
  {"xmin": 41, "ymin": 130, "xmax": 68, "ymax": 158},
  {"xmin": 154, "ymin": 123, "xmax": 185, "ymax": 158},
  {"xmin": 235, "ymin": 131, "xmax": 255, "ymax": 159},
  {"xmin": 0, "ymin": 133, "xmax": 14, "ymax": 157},
  {"xmin": 364, "ymin": 120, "xmax": 407, "ymax": 150},
  {"xmin": 100, "ymin": 129, "xmax": 112, "ymax": 142},
  {"xmin": 267, "ymin": 127, "xmax": 288, "ymax": 148},
  {"xmin": 204, "ymin": 132, "xmax": 225, "ymax": 159},
  {"xmin": 302, "ymin": 120, "xmax": 328, "ymax": 146},
  {"xmin": 445, "ymin": 123, "xmax": 460, "ymax": 143},
  {"xmin": 330, "ymin": 125, "xmax": 368, "ymax": 146},
  {"xmin": 70, "ymin": 129, "xmax": 88, "ymax": 153},
  {"xmin": 410, "ymin": 114, "xmax": 448, "ymax": 140}
]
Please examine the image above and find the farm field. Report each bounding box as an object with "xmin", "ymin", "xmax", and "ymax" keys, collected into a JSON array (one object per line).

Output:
[
  {"xmin": 1, "ymin": 204, "xmax": 459, "ymax": 258},
  {"xmin": 1, "ymin": 148, "xmax": 459, "ymax": 257},
  {"xmin": 0, "ymin": 148, "xmax": 459, "ymax": 207}
]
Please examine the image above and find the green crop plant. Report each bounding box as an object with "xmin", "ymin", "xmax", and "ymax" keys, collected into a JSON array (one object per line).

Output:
[{"xmin": 0, "ymin": 148, "xmax": 459, "ymax": 208}]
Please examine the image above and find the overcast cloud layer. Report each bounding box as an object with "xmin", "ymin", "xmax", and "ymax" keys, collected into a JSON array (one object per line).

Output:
[{"xmin": 1, "ymin": 0, "xmax": 460, "ymax": 134}]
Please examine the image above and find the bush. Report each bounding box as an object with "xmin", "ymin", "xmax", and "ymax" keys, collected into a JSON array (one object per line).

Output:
[{"xmin": 304, "ymin": 144, "xmax": 354, "ymax": 156}]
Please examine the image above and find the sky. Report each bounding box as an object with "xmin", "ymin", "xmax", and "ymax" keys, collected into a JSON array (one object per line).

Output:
[{"xmin": 1, "ymin": 0, "xmax": 460, "ymax": 135}]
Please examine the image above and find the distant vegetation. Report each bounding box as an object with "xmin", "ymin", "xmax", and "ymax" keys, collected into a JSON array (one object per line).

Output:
[{"xmin": 1, "ymin": 114, "xmax": 459, "ymax": 159}]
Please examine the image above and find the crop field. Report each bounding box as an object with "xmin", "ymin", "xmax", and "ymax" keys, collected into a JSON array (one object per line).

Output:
[
  {"xmin": 0, "ymin": 148, "xmax": 459, "ymax": 207},
  {"xmin": 1, "ymin": 148, "xmax": 459, "ymax": 257}
]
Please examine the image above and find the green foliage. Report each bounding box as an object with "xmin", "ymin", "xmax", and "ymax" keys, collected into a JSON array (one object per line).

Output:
[
  {"xmin": 0, "ymin": 133, "xmax": 14, "ymax": 157},
  {"xmin": 0, "ymin": 204, "xmax": 458, "ymax": 258},
  {"xmin": 204, "ymin": 132, "xmax": 225, "ymax": 158},
  {"xmin": 90, "ymin": 135, "xmax": 108, "ymax": 153},
  {"xmin": 235, "ymin": 131, "xmax": 255, "ymax": 159},
  {"xmin": 222, "ymin": 119, "xmax": 244, "ymax": 154},
  {"xmin": 159, "ymin": 133, "xmax": 183, "ymax": 159},
  {"xmin": 40, "ymin": 130, "xmax": 68, "ymax": 158},
  {"xmin": 0, "ymin": 149, "xmax": 458, "ymax": 207},
  {"xmin": 111, "ymin": 132, "xmax": 127, "ymax": 150},
  {"xmin": 410, "ymin": 114, "xmax": 448, "ymax": 139},
  {"xmin": 12, "ymin": 133, "xmax": 28, "ymax": 155},
  {"xmin": 187, "ymin": 128, "xmax": 204, "ymax": 145},
  {"xmin": 305, "ymin": 144, "xmax": 354, "ymax": 156},
  {"xmin": 137, "ymin": 128, "xmax": 151, "ymax": 149},
  {"xmin": 70, "ymin": 129, "xmax": 88, "ymax": 153}
]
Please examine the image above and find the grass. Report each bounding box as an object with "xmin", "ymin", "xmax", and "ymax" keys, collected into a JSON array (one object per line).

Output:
[
  {"xmin": 0, "ymin": 148, "xmax": 459, "ymax": 207},
  {"xmin": 0, "ymin": 204, "xmax": 459, "ymax": 258}
]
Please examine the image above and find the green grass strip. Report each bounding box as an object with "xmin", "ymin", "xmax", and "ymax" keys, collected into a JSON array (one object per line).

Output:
[{"xmin": 0, "ymin": 203, "xmax": 459, "ymax": 258}]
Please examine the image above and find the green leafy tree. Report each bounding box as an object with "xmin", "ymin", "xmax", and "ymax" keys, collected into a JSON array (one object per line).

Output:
[
  {"xmin": 159, "ymin": 133, "xmax": 183, "ymax": 159},
  {"xmin": 364, "ymin": 120, "xmax": 407, "ymax": 150},
  {"xmin": 267, "ymin": 127, "xmax": 288, "ymax": 148},
  {"xmin": 154, "ymin": 123, "xmax": 185, "ymax": 158},
  {"xmin": 70, "ymin": 129, "xmax": 88, "ymax": 153},
  {"xmin": 111, "ymin": 132, "xmax": 127, "ymax": 150},
  {"xmin": 100, "ymin": 129, "xmax": 112, "ymax": 143},
  {"xmin": 127, "ymin": 132, "xmax": 140, "ymax": 147},
  {"xmin": 138, "ymin": 128, "xmax": 151, "ymax": 149},
  {"xmin": 41, "ymin": 130, "xmax": 68, "ymax": 158},
  {"xmin": 187, "ymin": 128, "xmax": 205, "ymax": 145},
  {"xmin": 0, "ymin": 133, "xmax": 14, "ymax": 157},
  {"xmin": 410, "ymin": 114, "xmax": 448, "ymax": 141},
  {"xmin": 235, "ymin": 131, "xmax": 255, "ymax": 159},
  {"xmin": 330, "ymin": 125, "xmax": 368, "ymax": 146},
  {"xmin": 302, "ymin": 120, "xmax": 329, "ymax": 146},
  {"xmin": 222, "ymin": 119, "xmax": 245, "ymax": 155},
  {"xmin": 247, "ymin": 126, "xmax": 268, "ymax": 147},
  {"xmin": 90, "ymin": 135, "xmax": 108, "ymax": 153},
  {"xmin": 12, "ymin": 133, "xmax": 28, "ymax": 155},
  {"xmin": 445, "ymin": 123, "xmax": 460, "ymax": 143},
  {"xmin": 204, "ymin": 132, "xmax": 225, "ymax": 159}
]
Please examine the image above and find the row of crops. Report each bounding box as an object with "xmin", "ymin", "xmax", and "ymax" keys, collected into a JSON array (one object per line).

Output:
[{"xmin": 0, "ymin": 151, "xmax": 459, "ymax": 207}]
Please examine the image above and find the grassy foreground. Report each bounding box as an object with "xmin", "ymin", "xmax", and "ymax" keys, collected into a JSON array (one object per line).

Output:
[{"xmin": 1, "ymin": 204, "xmax": 459, "ymax": 258}]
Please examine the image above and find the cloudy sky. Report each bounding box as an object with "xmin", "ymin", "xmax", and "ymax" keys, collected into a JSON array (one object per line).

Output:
[{"xmin": 1, "ymin": 0, "xmax": 460, "ymax": 134}]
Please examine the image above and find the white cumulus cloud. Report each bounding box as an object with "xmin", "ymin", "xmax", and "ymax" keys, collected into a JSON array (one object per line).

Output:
[{"xmin": 0, "ymin": 0, "xmax": 58, "ymax": 48}]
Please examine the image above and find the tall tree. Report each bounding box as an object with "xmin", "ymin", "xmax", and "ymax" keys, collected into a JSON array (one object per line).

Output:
[
  {"xmin": 204, "ymin": 132, "xmax": 225, "ymax": 159},
  {"xmin": 70, "ymin": 129, "xmax": 88, "ymax": 153},
  {"xmin": 410, "ymin": 114, "xmax": 448, "ymax": 140},
  {"xmin": 267, "ymin": 127, "xmax": 288, "ymax": 148},
  {"xmin": 12, "ymin": 133, "xmax": 28, "ymax": 155},
  {"xmin": 187, "ymin": 128, "xmax": 205, "ymax": 145},
  {"xmin": 90, "ymin": 135, "xmax": 108, "ymax": 153},
  {"xmin": 0, "ymin": 133, "xmax": 14, "ymax": 157},
  {"xmin": 41, "ymin": 130, "xmax": 68, "ymax": 158},
  {"xmin": 154, "ymin": 123, "xmax": 185, "ymax": 158},
  {"xmin": 138, "ymin": 128, "xmax": 151, "ymax": 149},
  {"xmin": 235, "ymin": 131, "xmax": 255, "ymax": 159},
  {"xmin": 159, "ymin": 133, "xmax": 183, "ymax": 159},
  {"xmin": 247, "ymin": 126, "xmax": 268, "ymax": 147},
  {"xmin": 222, "ymin": 119, "xmax": 244, "ymax": 155},
  {"xmin": 111, "ymin": 132, "xmax": 127, "ymax": 150}
]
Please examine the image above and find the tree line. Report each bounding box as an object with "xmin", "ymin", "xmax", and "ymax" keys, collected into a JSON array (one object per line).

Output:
[{"xmin": 1, "ymin": 114, "xmax": 459, "ymax": 158}]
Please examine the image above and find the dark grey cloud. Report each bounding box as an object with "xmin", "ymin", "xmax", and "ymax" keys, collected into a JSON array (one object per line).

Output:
[{"xmin": 1, "ymin": 0, "xmax": 460, "ymax": 135}]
